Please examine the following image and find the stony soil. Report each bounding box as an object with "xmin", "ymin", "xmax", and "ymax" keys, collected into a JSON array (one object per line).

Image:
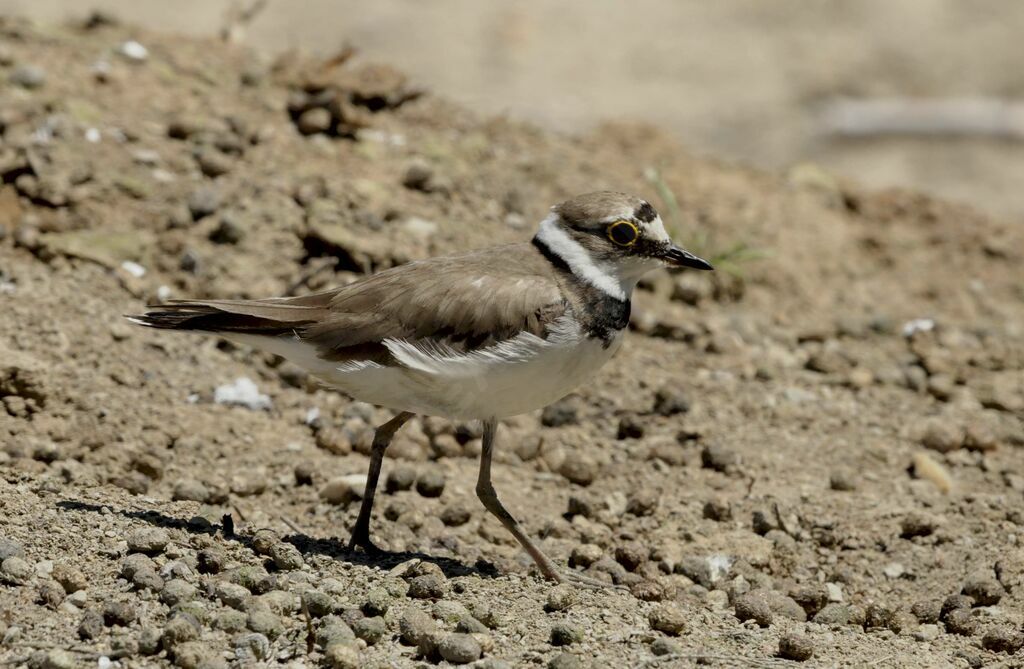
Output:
[{"xmin": 1, "ymin": 14, "xmax": 1023, "ymax": 669}]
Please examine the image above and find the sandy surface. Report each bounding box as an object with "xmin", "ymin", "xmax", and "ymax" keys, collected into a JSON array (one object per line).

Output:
[{"xmin": 1, "ymin": 13, "xmax": 1023, "ymax": 669}]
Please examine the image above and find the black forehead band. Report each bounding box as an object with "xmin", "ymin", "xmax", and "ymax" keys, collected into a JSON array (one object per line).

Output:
[{"xmin": 635, "ymin": 202, "xmax": 657, "ymax": 222}]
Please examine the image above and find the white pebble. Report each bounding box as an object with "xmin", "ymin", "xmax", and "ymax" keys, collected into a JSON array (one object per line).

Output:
[
  {"xmin": 214, "ymin": 377, "xmax": 272, "ymax": 411},
  {"xmin": 882, "ymin": 562, "xmax": 905, "ymax": 579},
  {"xmin": 120, "ymin": 260, "xmax": 146, "ymax": 278},
  {"xmin": 305, "ymin": 407, "xmax": 320, "ymax": 425},
  {"xmin": 119, "ymin": 40, "xmax": 149, "ymax": 61},
  {"xmin": 85, "ymin": 127, "xmax": 101, "ymax": 143},
  {"xmin": 902, "ymin": 318, "xmax": 935, "ymax": 337}
]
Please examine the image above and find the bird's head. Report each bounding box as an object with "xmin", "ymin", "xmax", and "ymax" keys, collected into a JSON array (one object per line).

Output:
[{"xmin": 533, "ymin": 191, "xmax": 712, "ymax": 300}]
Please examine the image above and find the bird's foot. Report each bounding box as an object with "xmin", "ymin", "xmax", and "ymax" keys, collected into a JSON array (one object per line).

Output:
[
  {"xmin": 346, "ymin": 530, "xmax": 383, "ymax": 555},
  {"xmin": 557, "ymin": 569, "xmax": 629, "ymax": 592}
]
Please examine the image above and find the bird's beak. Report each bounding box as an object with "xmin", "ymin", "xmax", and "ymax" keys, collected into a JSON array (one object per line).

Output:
[{"xmin": 662, "ymin": 244, "xmax": 714, "ymax": 270}]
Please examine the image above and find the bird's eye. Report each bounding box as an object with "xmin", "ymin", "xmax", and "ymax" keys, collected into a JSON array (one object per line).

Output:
[{"xmin": 607, "ymin": 220, "xmax": 639, "ymax": 247}]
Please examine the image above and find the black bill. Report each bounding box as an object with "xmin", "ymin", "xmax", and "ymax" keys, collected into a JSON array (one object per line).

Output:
[{"xmin": 663, "ymin": 245, "xmax": 714, "ymax": 270}]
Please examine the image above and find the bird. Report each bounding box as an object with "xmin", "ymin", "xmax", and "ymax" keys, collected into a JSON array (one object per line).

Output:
[{"xmin": 129, "ymin": 191, "xmax": 712, "ymax": 584}]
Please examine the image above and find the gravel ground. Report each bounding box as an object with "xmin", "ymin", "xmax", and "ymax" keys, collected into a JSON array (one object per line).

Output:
[{"xmin": 1, "ymin": 14, "xmax": 1023, "ymax": 669}]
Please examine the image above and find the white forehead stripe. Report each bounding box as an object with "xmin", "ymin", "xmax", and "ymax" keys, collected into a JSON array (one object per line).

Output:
[
  {"xmin": 644, "ymin": 215, "xmax": 671, "ymax": 242},
  {"xmin": 535, "ymin": 214, "xmax": 626, "ymax": 301}
]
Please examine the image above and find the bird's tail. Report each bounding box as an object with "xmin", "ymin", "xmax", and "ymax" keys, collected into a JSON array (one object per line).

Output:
[{"xmin": 126, "ymin": 294, "xmax": 332, "ymax": 336}]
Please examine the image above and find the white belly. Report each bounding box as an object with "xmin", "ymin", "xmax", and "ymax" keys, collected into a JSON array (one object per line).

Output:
[{"xmin": 234, "ymin": 318, "xmax": 622, "ymax": 419}]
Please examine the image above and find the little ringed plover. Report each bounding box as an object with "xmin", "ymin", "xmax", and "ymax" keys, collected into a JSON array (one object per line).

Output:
[{"xmin": 130, "ymin": 190, "xmax": 712, "ymax": 583}]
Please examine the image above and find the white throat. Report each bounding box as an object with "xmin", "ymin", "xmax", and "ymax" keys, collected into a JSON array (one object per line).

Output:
[{"xmin": 534, "ymin": 214, "xmax": 652, "ymax": 301}]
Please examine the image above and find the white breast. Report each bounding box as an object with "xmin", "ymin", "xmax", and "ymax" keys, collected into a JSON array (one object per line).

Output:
[{"xmin": 238, "ymin": 316, "xmax": 623, "ymax": 420}]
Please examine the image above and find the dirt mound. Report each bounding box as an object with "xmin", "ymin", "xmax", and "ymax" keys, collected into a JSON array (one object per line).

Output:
[{"xmin": 1, "ymin": 15, "xmax": 1022, "ymax": 668}]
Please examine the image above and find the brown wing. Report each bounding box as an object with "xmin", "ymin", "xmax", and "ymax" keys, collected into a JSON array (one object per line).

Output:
[
  {"xmin": 303, "ymin": 243, "xmax": 568, "ymax": 360},
  {"xmin": 130, "ymin": 243, "xmax": 568, "ymax": 364}
]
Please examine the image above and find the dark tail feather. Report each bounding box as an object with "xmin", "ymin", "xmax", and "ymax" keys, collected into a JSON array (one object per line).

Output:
[{"xmin": 126, "ymin": 299, "xmax": 325, "ymax": 335}]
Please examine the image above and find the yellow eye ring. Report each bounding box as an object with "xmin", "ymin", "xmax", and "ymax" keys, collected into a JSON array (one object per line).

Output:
[{"xmin": 607, "ymin": 220, "xmax": 639, "ymax": 247}]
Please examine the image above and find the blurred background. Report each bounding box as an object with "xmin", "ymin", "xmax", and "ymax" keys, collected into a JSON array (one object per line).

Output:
[{"xmin": 4, "ymin": 0, "xmax": 1023, "ymax": 219}]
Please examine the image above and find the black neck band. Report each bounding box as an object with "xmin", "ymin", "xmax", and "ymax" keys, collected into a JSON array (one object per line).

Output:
[{"xmin": 531, "ymin": 236, "xmax": 572, "ymax": 275}]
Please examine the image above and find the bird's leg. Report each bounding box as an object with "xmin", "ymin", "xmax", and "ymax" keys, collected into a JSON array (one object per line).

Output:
[
  {"xmin": 476, "ymin": 418, "xmax": 563, "ymax": 582},
  {"xmin": 347, "ymin": 411, "xmax": 414, "ymax": 553}
]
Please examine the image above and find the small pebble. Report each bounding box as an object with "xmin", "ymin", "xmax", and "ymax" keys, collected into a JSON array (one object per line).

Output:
[
  {"xmin": 648, "ymin": 604, "xmax": 686, "ymax": 636},
  {"xmin": 10, "ymin": 64, "xmax": 46, "ymax": 89},
  {"xmin": 626, "ymin": 490, "xmax": 658, "ymax": 516},
  {"xmin": 99, "ymin": 599, "xmax": 136, "ymax": 627},
  {"xmin": 399, "ymin": 607, "xmax": 437, "ymax": 647},
  {"xmin": 920, "ymin": 419, "xmax": 964, "ymax": 453},
  {"xmin": 778, "ymin": 633, "xmax": 814, "ymax": 661},
  {"xmin": 173, "ymin": 479, "xmax": 209, "ymax": 502},
  {"xmin": 362, "ymin": 588, "xmax": 392, "ymax": 617},
  {"xmin": 455, "ymin": 615, "xmax": 488, "ymax": 634},
  {"xmin": 789, "ymin": 585, "xmax": 828, "ymax": 617},
  {"xmin": 545, "ymin": 584, "xmax": 576, "ymax": 612},
  {"xmin": 981, "ymin": 628, "xmax": 1024, "ymax": 654},
  {"xmin": 353, "ymin": 616, "xmax": 386, "ymax": 645},
  {"xmin": 77, "ymin": 611, "xmax": 103, "ymax": 640},
  {"xmin": 131, "ymin": 566, "xmax": 164, "ymax": 592},
  {"xmin": 187, "ymin": 186, "xmax": 221, "ymax": 220},
  {"xmin": 813, "ymin": 603, "xmax": 857, "ymax": 626},
  {"xmin": 864, "ymin": 602, "xmax": 900, "ymax": 632},
  {"xmin": 613, "ymin": 542, "xmax": 647, "ymax": 572},
  {"xmin": 440, "ymin": 503, "xmax": 472, "ymax": 526},
  {"xmin": 961, "ymin": 572, "xmax": 1004, "ymax": 606},
  {"xmin": 323, "ymin": 642, "xmax": 361, "ymax": 669},
  {"xmin": 703, "ymin": 498, "xmax": 732, "ymax": 521},
  {"xmin": 943, "ymin": 608, "xmax": 976, "ymax": 636},
  {"xmin": 548, "ymin": 652, "xmax": 582, "ymax": 669},
  {"xmin": 652, "ymin": 387, "xmax": 689, "ymax": 416},
  {"xmin": 319, "ymin": 475, "xmax": 366, "ymax": 505},
  {"xmin": 214, "ymin": 581, "xmax": 250, "ymax": 610},
  {"xmin": 269, "ymin": 542, "xmax": 305, "ymax": 570},
  {"xmin": 940, "ymin": 594, "xmax": 973, "ymax": 620},
  {"xmin": 402, "ymin": 161, "xmax": 435, "ymax": 191},
  {"xmin": 162, "ymin": 612, "xmax": 201, "ymax": 647},
  {"xmin": 438, "ymin": 632, "xmax": 483, "ymax": 664},
  {"xmin": 559, "ymin": 458, "xmax": 598, "ymax": 486},
  {"xmin": 616, "ymin": 415, "xmax": 645, "ymax": 440},
  {"xmin": 541, "ymin": 398, "xmax": 579, "ymax": 427},
  {"xmin": 209, "ymin": 216, "xmax": 244, "ymax": 244},
  {"xmin": 36, "ymin": 580, "xmax": 64, "ymax": 608},
  {"xmin": 650, "ymin": 637, "xmax": 680, "ymax": 657},
  {"xmin": 317, "ymin": 618, "xmax": 356, "ymax": 647},
  {"xmin": 302, "ymin": 590, "xmax": 335, "ymax": 618},
  {"xmin": 701, "ymin": 444, "xmax": 738, "ymax": 473},
  {"xmin": 911, "ymin": 598, "xmax": 942, "ymax": 624},
  {"xmin": 550, "ymin": 622, "xmax": 584, "ymax": 646},
  {"xmin": 408, "ymin": 574, "xmax": 445, "ymax": 600},
  {"xmin": 246, "ymin": 607, "xmax": 284, "ymax": 639},
  {"xmin": 569, "ymin": 544, "xmax": 602, "ymax": 569},
  {"xmin": 0, "ymin": 538, "xmax": 24, "ymax": 561},
  {"xmin": 127, "ymin": 527, "xmax": 170, "ymax": 554},
  {"xmin": 196, "ymin": 547, "xmax": 225, "ymax": 574},
  {"xmin": 0, "ymin": 553, "xmax": 33, "ymax": 585},
  {"xmin": 385, "ymin": 466, "xmax": 417, "ymax": 493},
  {"xmin": 914, "ymin": 623, "xmax": 941, "ymax": 642},
  {"xmin": 138, "ymin": 627, "xmax": 163, "ymax": 654},
  {"xmin": 415, "ymin": 470, "xmax": 446, "ymax": 497},
  {"xmin": 733, "ymin": 591, "xmax": 773, "ymax": 627},
  {"xmin": 900, "ymin": 512, "xmax": 939, "ymax": 538},
  {"xmin": 160, "ymin": 579, "xmax": 197, "ymax": 607},
  {"xmin": 234, "ymin": 632, "xmax": 271, "ymax": 662},
  {"xmin": 829, "ymin": 469, "xmax": 858, "ymax": 491}
]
